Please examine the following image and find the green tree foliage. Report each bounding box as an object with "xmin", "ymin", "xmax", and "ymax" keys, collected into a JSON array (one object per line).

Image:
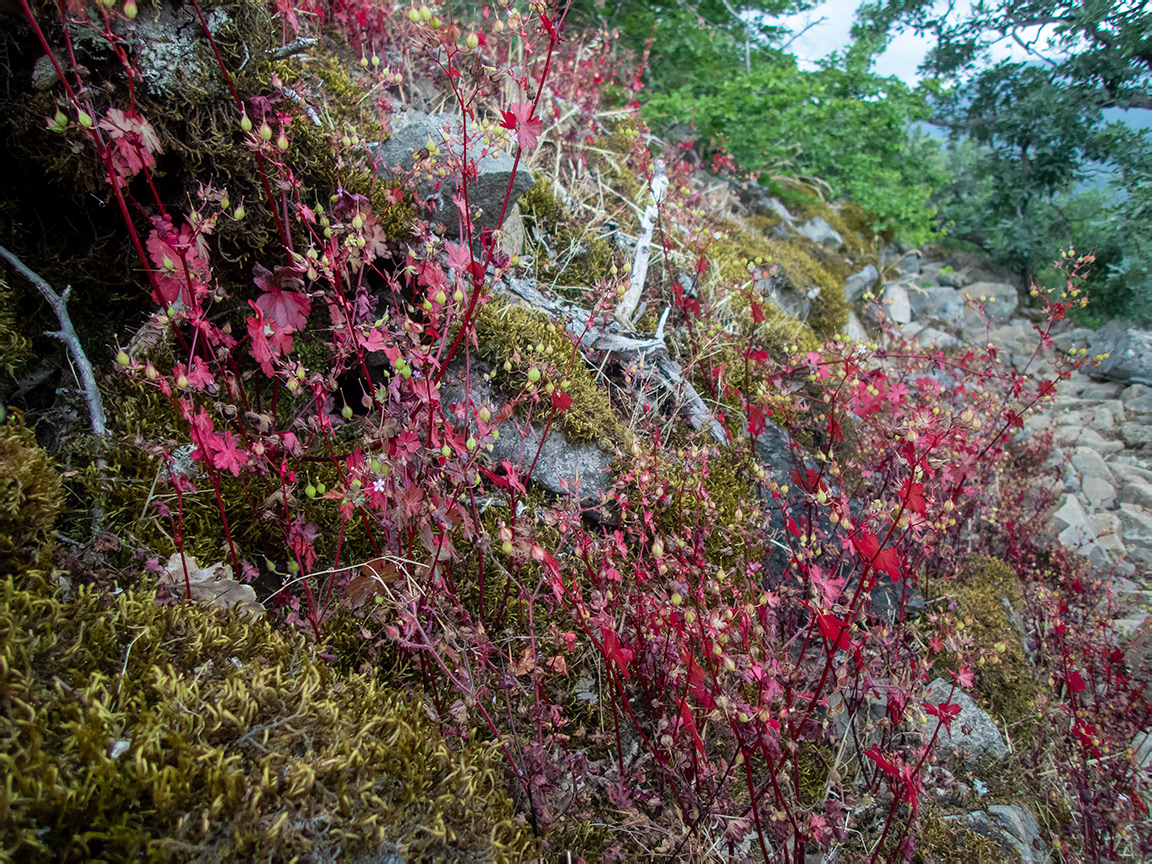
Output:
[
  {"xmin": 854, "ymin": 0, "xmax": 1152, "ymax": 321},
  {"xmin": 571, "ymin": 0, "xmax": 944, "ymax": 240}
]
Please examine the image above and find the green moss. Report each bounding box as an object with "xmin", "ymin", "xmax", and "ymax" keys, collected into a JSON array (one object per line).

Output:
[
  {"xmin": 0, "ymin": 278, "xmax": 32, "ymax": 382},
  {"xmin": 795, "ymin": 200, "xmax": 870, "ymax": 258},
  {"xmin": 711, "ymin": 224, "xmax": 845, "ymax": 342},
  {"xmin": 474, "ymin": 300, "xmax": 624, "ymax": 448},
  {"xmin": 0, "ymin": 412, "xmax": 63, "ymax": 575},
  {"xmin": 0, "ymin": 570, "xmax": 538, "ymax": 862},
  {"xmin": 540, "ymin": 226, "xmax": 615, "ymax": 295},
  {"xmin": 935, "ymin": 557, "xmax": 1040, "ymax": 734},
  {"xmin": 912, "ymin": 810, "xmax": 1023, "ymax": 863},
  {"xmin": 519, "ymin": 174, "xmax": 565, "ymax": 226}
]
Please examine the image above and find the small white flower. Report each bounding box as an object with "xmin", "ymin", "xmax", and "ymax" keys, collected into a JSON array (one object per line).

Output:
[{"xmin": 372, "ymin": 478, "xmax": 387, "ymax": 493}]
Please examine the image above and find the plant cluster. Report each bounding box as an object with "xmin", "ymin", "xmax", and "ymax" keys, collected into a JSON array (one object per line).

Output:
[{"xmin": 3, "ymin": 0, "xmax": 1152, "ymax": 860}]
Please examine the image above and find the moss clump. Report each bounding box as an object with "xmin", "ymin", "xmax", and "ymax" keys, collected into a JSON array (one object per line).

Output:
[
  {"xmin": 519, "ymin": 174, "xmax": 565, "ymax": 226},
  {"xmin": 937, "ymin": 557, "xmax": 1039, "ymax": 733},
  {"xmin": 0, "ymin": 412, "xmax": 63, "ymax": 575},
  {"xmin": 541, "ymin": 226, "xmax": 615, "ymax": 294},
  {"xmin": 474, "ymin": 299, "xmax": 624, "ymax": 448},
  {"xmin": 912, "ymin": 810, "xmax": 1023, "ymax": 863},
  {"xmin": 713, "ymin": 226, "xmax": 846, "ymax": 341},
  {"xmin": 0, "ymin": 278, "xmax": 32, "ymax": 382},
  {"xmin": 794, "ymin": 200, "xmax": 870, "ymax": 258},
  {"xmin": 762, "ymin": 238, "xmax": 848, "ymax": 339},
  {"xmin": 0, "ymin": 570, "xmax": 538, "ymax": 863}
]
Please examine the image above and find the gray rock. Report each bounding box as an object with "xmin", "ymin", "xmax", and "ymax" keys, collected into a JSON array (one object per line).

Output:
[
  {"xmin": 1112, "ymin": 462, "xmax": 1152, "ymax": 485},
  {"xmin": 1052, "ymin": 327, "xmax": 1097, "ymax": 355},
  {"xmin": 440, "ymin": 361, "xmax": 612, "ymax": 504},
  {"xmin": 1089, "ymin": 511, "xmax": 1127, "ymax": 558},
  {"xmin": 1079, "ymin": 474, "xmax": 1116, "ymax": 510},
  {"xmin": 846, "ymin": 311, "xmax": 868, "ymax": 342},
  {"xmin": 869, "ymin": 573, "xmax": 925, "ymax": 622},
  {"xmin": 896, "ymin": 252, "xmax": 921, "ymax": 277},
  {"xmin": 1122, "ymin": 422, "xmax": 1152, "ymax": 447},
  {"xmin": 923, "ymin": 678, "xmax": 1008, "ymax": 769},
  {"xmin": 1052, "ymin": 426, "xmax": 1125, "ymax": 455},
  {"xmin": 960, "ymin": 281, "xmax": 1019, "ymax": 328},
  {"xmin": 498, "ymin": 203, "xmax": 525, "ymax": 259},
  {"xmin": 1091, "ymin": 320, "xmax": 1152, "ymax": 386},
  {"xmin": 370, "ymin": 111, "xmax": 534, "ymax": 237},
  {"xmin": 488, "ymin": 418, "xmax": 612, "ymax": 504},
  {"xmin": 1120, "ymin": 477, "xmax": 1152, "ymax": 510},
  {"xmin": 917, "ymin": 327, "xmax": 959, "ymax": 349},
  {"xmin": 882, "ymin": 283, "xmax": 911, "ymax": 324},
  {"xmin": 1121, "ymin": 384, "xmax": 1152, "ymax": 414},
  {"xmin": 986, "ymin": 804, "xmax": 1050, "ymax": 863},
  {"xmin": 909, "ymin": 287, "xmax": 964, "ymax": 324},
  {"xmin": 758, "ymin": 196, "xmax": 795, "ymax": 226},
  {"xmin": 1078, "ymin": 380, "xmax": 1127, "ymax": 400},
  {"xmin": 937, "ymin": 268, "xmax": 972, "ymax": 289},
  {"xmin": 1071, "ymin": 447, "xmax": 1114, "ymax": 484},
  {"xmin": 114, "ymin": 3, "xmax": 232, "ymax": 97},
  {"xmin": 844, "ymin": 264, "xmax": 879, "ymax": 301},
  {"xmin": 1053, "ymin": 494, "xmax": 1112, "ymax": 564},
  {"xmin": 1118, "ymin": 503, "xmax": 1152, "ymax": 550},
  {"xmin": 798, "ymin": 216, "xmax": 844, "ymax": 251}
]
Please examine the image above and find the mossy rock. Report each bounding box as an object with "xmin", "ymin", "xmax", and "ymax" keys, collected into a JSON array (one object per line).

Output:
[
  {"xmin": 0, "ymin": 411, "xmax": 63, "ymax": 574},
  {"xmin": 934, "ymin": 557, "xmax": 1040, "ymax": 734},
  {"xmin": 473, "ymin": 299, "xmax": 624, "ymax": 448},
  {"xmin": 712, "ymin": 226, "xmax": 846, "ymax": 342},
  {"xmin": 0, "ymin": 570, "xmax": 538, "ymax": 862}
]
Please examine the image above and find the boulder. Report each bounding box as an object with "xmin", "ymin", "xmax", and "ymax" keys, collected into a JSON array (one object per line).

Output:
[
  {"xmin": 1089, "ymin": 511, "xmax": 1127, "ymax": 559},
  {"xmin": 972, "ymin": 805, "xmax": 1050, "ymax": 863},
  {"xmin": 844, "ymin": 264, "xmax": 879, "ymax": 301},
  {"xmin": 1079, "ymin": 473, "xmax": 1116, "ymax": 510},
  {"xmin": 370, "ymin": 111, "xmax": 534, "ymax": 237},
  {"xmin": 757, "ymin": 195, "xmax": 795, "ymax": 226},
  {"xmin": 869, "ymin": 573, "xmax": 925, "ymax": 622},
  {"xmin": 1091, "ymin": 320, "xmax": 1152, "ymax": 385},
  {"xmin": 797, "ymin": 216, "xmax": 844, "ymax": 251},
  {"xmin": 488, "ymin": 418, "xmax": 613, "ymax": 504},
  {"xmin": 1052, "ymin": 327, "xmax": 1096, "ymax": 355},
  {"xmin": 1122, "ymin": 422, "xmax": 1152, "ymax": 447},
  {"xmin": 937, "ymin": 268, "xmax": 972, "ymax": 289},
  {"xmin": 909, "ymin": 287, "xmax": 964, "ymax": 325},
  {"xmin": 917, "ymin": 327, "xmax": 960, "ymax": 349},
  {"xmin": 960, "ymin": 281, "xmax": 1019, "ymax": 328},
  {"xmin": 440, "ymin": 361, "xmax": 612, "ymax": 505},
  {"xmin": 1070, "ymin": 447, "xmax": 1115, "ymax": 485},
  {"xmin": 1118, "ymin": 503, "xmax": 1152, "ymax": 551},
  {"xmin": 1052, "ymin": 426, "xmax": 1124, "ymax": 455},
  {"xmin": 846, "ymin": 311, "xmax": 868, "ymax": 342},
  {"xmin": 1121, "ymin": 383, "xmax": 1152, "ymax": 414},
  {"xmin": 1120, "ymin": 477, "xmax": 1152, "ymax": 510},
  {"xmin": 1078, "ymin": 380, "xmax": 1126, "ymax": 400},
  {"xmin": 923, "ymin": 678, "xmax": 1008, "ymax": 769},
  {"xmin": 882, "ymin": 283, "xmax": 912, "ymax": 324},
  {"xmin": 895, "ymin": 251, "xmax": 920, "ymax": 277},
  {"xmin": 1053, "ymin": 494, "xmax": 1112, "ymax": 564}
]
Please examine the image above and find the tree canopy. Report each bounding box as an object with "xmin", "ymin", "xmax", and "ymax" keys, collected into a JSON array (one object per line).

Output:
[{"xmin": 853, "ymin": 0, "xmax": 1152, "ymax": 320}]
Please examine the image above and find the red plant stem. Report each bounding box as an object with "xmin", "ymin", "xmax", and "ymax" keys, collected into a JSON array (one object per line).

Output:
[
  {"xmin": 184, "ymin": 0, "xmax": 289, "ymax": 250},
  {"xmin": 434, "ymin": 11, "xmax": 561, "ymax": 382},
  {"xmin": 20, "ymin": 0, "xmax": 163, "ymax": 303}
]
